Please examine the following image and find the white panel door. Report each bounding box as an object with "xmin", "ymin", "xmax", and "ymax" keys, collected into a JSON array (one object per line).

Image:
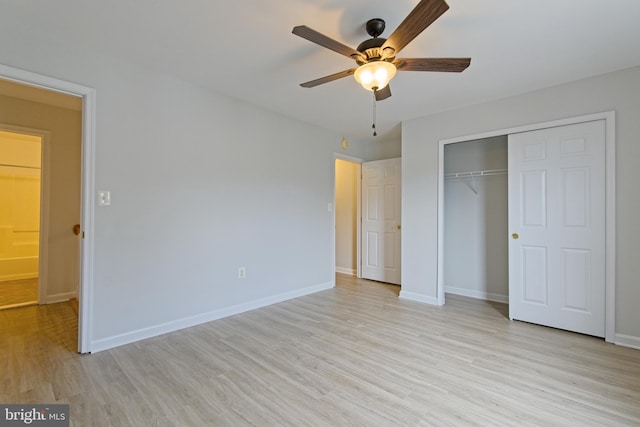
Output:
[
  {"xmin": 508, "ymin": 120, "xmax": 605, "ymax": 337},
  {"xmin": 361, "ymin": 158, "xmax": 401, "ymax": 284}
]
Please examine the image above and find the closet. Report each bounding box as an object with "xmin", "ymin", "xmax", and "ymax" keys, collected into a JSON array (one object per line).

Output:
[
  {"xmin": 443, "ymin": 136, "xmax": 508, "ymax": 303},
  {"xmin": 439, "ymin": 115, "xmax": 611, "ymax": 339}
]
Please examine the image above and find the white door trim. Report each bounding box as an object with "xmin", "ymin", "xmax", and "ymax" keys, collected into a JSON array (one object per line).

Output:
[
  {"xmin": 334, "ymin": 153, "xmax": 363, "ymax": 279},
  {"xmin": 0, "ymin": 124, "xmax": 51, "ymax": 305},
  {"xmin": 0, "ymin": 63, "xmax": 97, "ymax": 353},
  {"xmin": 437, "ymin": 111, "xmax": 615, "ymax": 343}
]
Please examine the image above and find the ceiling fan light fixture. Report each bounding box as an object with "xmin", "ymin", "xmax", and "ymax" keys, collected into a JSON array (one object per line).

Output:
[{"xmin": 354, "ymin": 61, "xmax": 397, "ymax": 92}]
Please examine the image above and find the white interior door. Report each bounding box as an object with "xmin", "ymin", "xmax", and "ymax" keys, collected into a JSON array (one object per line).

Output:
[
  {"xmin": 508, "ymin": 120, "xmax": 605, "ymax": 337},
  {"xmin": 361, "ymin": 158, "xmax": 401, "ymax": 284}
]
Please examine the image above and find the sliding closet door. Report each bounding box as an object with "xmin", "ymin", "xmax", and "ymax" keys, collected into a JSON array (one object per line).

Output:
[{"xmin": 508, "ymin": 120, "xmax": 606, "ymax": 337}]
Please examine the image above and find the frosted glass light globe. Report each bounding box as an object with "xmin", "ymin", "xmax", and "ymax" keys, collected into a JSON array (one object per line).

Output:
[{"xmin": 354, "ymin": 61, "xmax": 397, "ymax": 91}]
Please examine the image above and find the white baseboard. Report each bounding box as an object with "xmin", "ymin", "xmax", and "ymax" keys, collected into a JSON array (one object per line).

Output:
[
  {"xmin": 47, "ymin": 291, "xmax": 77, "ymax": 304},
  {"xmin": 0, "ymin": 256, "xmax": 38, "ymax": 281},
  {"xmin": 0, "ymin": 301, "xmax": 37, "ymax": 310},
  {"xmin": 335, "ymin": 267, "xmax": 356, "ymax": 276},
  {"xmin": 399, "ymin": 290, "xmax": 441, "ymax": 305},
  {"xmin": 0, "ymin": 273, "xmax": 38, "ymax": 281},
  {"xmin": 615, "ymin": 334, "xmax": 640, "ymax": 350},
  {"xmin": 90, "ymin": 280, "xmax": 335, "ymax": 353},
  {"xmin": 445, "ymin": 286, "xmax": 508, "ymax": 304}
]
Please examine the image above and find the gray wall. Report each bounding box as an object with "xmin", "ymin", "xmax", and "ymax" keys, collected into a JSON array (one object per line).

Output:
[
  {"xmin": 0, "ymin": 29, "xmax": 375, "ymax": 349},
  {"xmin": 366, "ymin": 138, "xmax": 402, "ymax": 161},
  {"xmin": 402, "ymin": 65, "xmax": 640, "ymax": 345}
]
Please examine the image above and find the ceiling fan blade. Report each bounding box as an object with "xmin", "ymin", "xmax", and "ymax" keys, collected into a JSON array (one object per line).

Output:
[
  {"xmin": 375, "ymin": 85, "xmax": 392, "ymax": 101},
  {"xmin": 382, "ymin": 0, "xmax": 449, "ymax": 56},
  {"xmin": 300, "ymin": 69, "xmax": 357, "ymax": 88},
  {"xmin": 293, "ymin": 26, "xmax": 365, "ymax": 61},
  {"xmin": 395, "ymin": 57, "xmax": 471, "ymax": 72}
]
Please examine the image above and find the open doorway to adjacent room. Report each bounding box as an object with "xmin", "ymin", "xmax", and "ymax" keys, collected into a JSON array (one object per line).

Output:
[
  {"xmin": 0, "ymin": 129, "xmax": 43, "ymax": 309},
  {"xmin": 0, "ymin": 70, "xmax": 94, "ymax": 353}
]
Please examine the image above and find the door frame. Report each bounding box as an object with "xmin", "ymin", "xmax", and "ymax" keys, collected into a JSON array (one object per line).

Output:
[
  {"xmin": 437, "ymin": 111, "xmax": 615, "ymax": 343},
  {"xmin": 333, "ymin": 153, "xmax": 363, "ymax": 280},
  {"xmin": 0, "ymin": 124, "xmax": 51, "ymax": 305},
  {"xmin": 0, "ymin": 63, "xmax": 96, "ymax": 353}
]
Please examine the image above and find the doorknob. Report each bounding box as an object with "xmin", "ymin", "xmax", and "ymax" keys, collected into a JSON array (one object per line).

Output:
[
  {"xmin": 512, "ymin": 233, "xmax": 519, "ymax": 239},
  {"xmin": 73, "ymin": 224, "xmax": 81, "ymax": 236},
  {"xmin": 393, "ymin": 225, "xmax": 401, "ymax": 230}
]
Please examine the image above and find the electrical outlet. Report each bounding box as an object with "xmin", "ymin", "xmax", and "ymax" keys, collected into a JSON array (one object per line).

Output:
[{"xmin": 238, "ymin": 267, "xmax": 246, "ymax": 279}]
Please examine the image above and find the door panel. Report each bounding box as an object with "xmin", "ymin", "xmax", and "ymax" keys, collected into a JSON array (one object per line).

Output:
[
  {"xmin": 508, "ymin": 120, "xmax": 605, "ymax": 337},
  {"xmin": 366, "ymin": 232, "xmax": 379, "ymax": 268},
  {"xmin": 561, "ymin": 168, "xmax": 589, "ymax": 227},
  {"xmin": 562, "ymin": 248, "xmax": 590, "ymax": 311},
  {"xmin": 361, "ymin": 158, "xmax": 401, "ymax": 284},
  {"xmin": 521, "ymin": 245, "xmax": 547, "ymax": 305},
  {"xmin": 521, "ymin": 171, "xmax": 546, "ymax": 227}
]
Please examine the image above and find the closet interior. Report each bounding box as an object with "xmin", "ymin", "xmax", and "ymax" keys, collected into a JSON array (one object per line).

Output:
[{"xmin": 443, "ymin": 136, "xmax": 509, "ymax": 303}]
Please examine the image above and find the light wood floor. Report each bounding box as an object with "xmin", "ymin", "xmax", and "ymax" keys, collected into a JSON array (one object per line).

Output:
[
  {"xmin": 0, "ymin": 278, "xmax": 38, "ymax": 309},
  {"xmin": 1, "ymin": 274, "xmax": 639, "ymax": 426}
]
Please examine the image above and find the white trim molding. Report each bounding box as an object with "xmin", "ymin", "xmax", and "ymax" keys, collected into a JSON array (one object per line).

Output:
[
  {"xmin": 615, "ymin": 334, "xmax": 640, "ymax": 351},
  {"xmin": 46, "ymin": 291, "xmax": 78, "ymax": 304},
  {"xmin": 444, "ymin": 286, "xmax": 509, "ymax": 304},
  {"xmin": 399, "ymin": 290, "xmax": 441, "ymax": 305},
  {"xmin": 335, "ymin": 267, "xmax": 356, "ymax": 276}
]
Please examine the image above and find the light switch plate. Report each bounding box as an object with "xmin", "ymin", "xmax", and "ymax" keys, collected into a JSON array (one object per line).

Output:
[{"xmin": 98, "ymin": 190, "xmax": 111, "ymax": 206}]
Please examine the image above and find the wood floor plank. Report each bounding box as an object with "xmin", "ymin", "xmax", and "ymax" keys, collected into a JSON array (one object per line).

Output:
[
  {"xmin": 1, "ymin": 274, "xmax": 639, "ymax": 426},
  {"xmin": 0, "ymin": 278, "xmax": 38, "ymax": 308}
]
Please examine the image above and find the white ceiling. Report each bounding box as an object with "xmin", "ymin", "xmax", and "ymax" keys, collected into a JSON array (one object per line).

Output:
[{"xmin": 2, "ymin": 0, "xmax": 640, "ymax": 141}]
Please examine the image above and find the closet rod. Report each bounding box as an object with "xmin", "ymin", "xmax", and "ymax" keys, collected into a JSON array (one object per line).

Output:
[{"xmin": 444, "ymin": 168, "xmax": 507, "ymax": 179}]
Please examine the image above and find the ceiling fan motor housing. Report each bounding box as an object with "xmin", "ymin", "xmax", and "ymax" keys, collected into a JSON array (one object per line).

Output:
[
  {"xmin": 366, "ymin": 18, "xmax": 386, "ymax": 38},
  {"xmin": 356, "ymin": 19, "xmax": 396, "ymax": 65}
]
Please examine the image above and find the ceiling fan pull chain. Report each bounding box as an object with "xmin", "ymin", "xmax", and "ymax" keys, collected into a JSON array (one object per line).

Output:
[{"xmin": 372, "ymin": 90, "xmax": 377, "ymax": 136}]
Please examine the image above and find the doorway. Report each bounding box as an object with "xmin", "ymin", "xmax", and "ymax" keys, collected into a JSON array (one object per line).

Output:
[
  {"xmin": 0, "ymin": 90, "xmax": 81, "ymax": 313},
  {"xmin": 334, "ymin": 155, "xmax": 403, "ymax": 285},
  {"xmin": 334, "ymin": 156, "xmax": 362, "ymax": 278},
  {"xmin": 0, "ymin": 64, "xmax": 96, "ymax": 353},
  {"xmin": 442, "ymin": 136, "xmax": 508, "ymax": 303},
  {"xmin": 437, "ymin": 112, "xmax": 616, "ymax": 342},
  {"xmin": 0, "ymin": 130, "xmax": 43, "ymax": 309}
]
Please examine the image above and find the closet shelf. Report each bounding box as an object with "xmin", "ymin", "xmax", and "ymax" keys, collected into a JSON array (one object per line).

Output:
[
  {"xmin": 444, "ymin": 168, "xmax": 507, "ymax": 179},
  {"xmin": 444, "ymin": 168, "xmax": 507, "ymax": 196}
]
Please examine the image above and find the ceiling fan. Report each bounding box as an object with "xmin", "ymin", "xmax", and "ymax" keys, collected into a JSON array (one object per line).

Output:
[{"xmin": 292, "ymin": 0, "xmax": 470, "ymax": 102}]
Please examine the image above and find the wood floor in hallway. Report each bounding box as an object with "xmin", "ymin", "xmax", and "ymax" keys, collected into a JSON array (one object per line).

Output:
[
  {"xmin": 0, "ymin": 278, "xmax": 38, "ymax": 309},
  {"xmin": 1, "ymin": 273, "xmax": 639, "ymax": 426}
]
